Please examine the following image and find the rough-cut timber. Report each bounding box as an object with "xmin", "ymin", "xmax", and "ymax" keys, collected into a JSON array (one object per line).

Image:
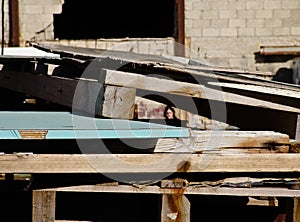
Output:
[{"xmin": 1, "ymin": 153, "xmax": 300, "ymax": 173}]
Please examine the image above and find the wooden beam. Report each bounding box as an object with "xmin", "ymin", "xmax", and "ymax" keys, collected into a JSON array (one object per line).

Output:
[
  {"xmin": 0, "ymin": 70, "xmax": 136, "ymax": 118},
  {"xmin": 36, "ymin": 184, "xmax": 300, "ymax": 197},
  {"xmin": 155, "ymin": 130, "xmax": 290, "ymax": 153},
  {"xmin": 101, "ymin": 69, "xmax": 300, "ymax": 113},
  {"xmin": 32, "ymin": 190, "xmax": 56, "ymax": 222},
  {"xmin": 161, "ymin": 194, "xmax": 190, "ymax": 222},
  {"xmin": 1, "ymin": 153, "xmax": 300, "ymax": 173},
  {"xmin": 208, "ymin": 82, "xmax": 300, "ymax": 109}
]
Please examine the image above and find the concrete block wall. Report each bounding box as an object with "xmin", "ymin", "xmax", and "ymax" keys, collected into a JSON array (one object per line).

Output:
[
  {"xmin": 185, "ymin": 0, "xmax": 300, "ymax": 73},
  {"xmin": 19, "ymin": 0, "xmax": 64, "ymax": 44},
  {"xmin": 0, "ymin": 0, "xmax": 298, "ymax": 74},
  {"xmin": 43, "ymin": 38, "xmax": 175, "ymax": 56}
]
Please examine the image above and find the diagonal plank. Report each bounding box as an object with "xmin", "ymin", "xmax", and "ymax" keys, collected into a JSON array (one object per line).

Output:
[{"xmin": 101, "ymin": 69, "xmax": 300, "ymax": 113}]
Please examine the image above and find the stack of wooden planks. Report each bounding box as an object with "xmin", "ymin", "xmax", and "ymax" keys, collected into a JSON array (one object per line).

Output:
[
  {"xmin": 1, "ymin": 43, "xmax": 300, "ymax": 222},
  {"xmin": 0, "ymin": 42, "xmax": 299, "ymax": 154}
]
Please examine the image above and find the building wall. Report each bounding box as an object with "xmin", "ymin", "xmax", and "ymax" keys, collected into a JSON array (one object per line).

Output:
[
  {"xmin": 19, "ymin": 0, "xmax": 64, "ymax": 44},
  {"xmin": 185, "ymin": 0, "xmax": 300, "ymax": 73},
  {"xmin": 17, "ymin": 0, "xmax": 175, "ymax": 56},
  {"xmin": 1, "ymin": 0, "xmax": 298, "ymax": 74}
]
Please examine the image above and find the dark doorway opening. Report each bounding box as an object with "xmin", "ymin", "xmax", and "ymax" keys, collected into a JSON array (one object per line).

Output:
[{"xmin": 54, "ymin": 0, "xmax": 177, "ymax": 39}]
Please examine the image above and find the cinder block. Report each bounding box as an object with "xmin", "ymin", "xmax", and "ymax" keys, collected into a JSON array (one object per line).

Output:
[
  {"xmin": 229, "ymin": 19, "xmax": 246, "ymax": 28},
  {"xmin": 274, "ymin": 9, "xmax": 291, "ymax": 18},
  {"xmin": 247, "ymin": 19, "xmax": 264, "ymax": 28},
  {"xmin": 238, "ymin": 28, "xmax": 255, "ymax": 36},
  {"xmin": 228, "ymin": 1, "xmax": 246, "ymax": 10},
  {"xmin": 202, "ymin": 28, "xmax": 219, "ymax": 37},
  {"xmin": 255, "ymin": 10, "xmax": 273, "ymax": 19},
  {"xmin": 192, "ymin": 1, "xmax": 210, "ymax": 10},
  {"xmin": 246, "ymin": 1, "xmax": 263, "ymax": 10},
  {"xmin": 237, "ymin": 10, "xmax": 255, "ymax": 19},
  {"xmin": 210, "ymin": 1, "xmax": 229, "ymax": 10},
  {"xmin": 264, "ymin": 19, "xmax": 282, "ymax": 28},
  {"xmin": 23, "ymin": 5, "xmax": 43, "ymax": 14},
  {"xmin": 263, "ymin": 0, "xmax": 282, "ymax": 9},
  {"xmin": 273, "ymin": 27, "xmax": 291, "ymax": 36},
  {"xmin": 189, "ymin": 28, "xmax": 203, "ymax": 37},
  {"xmin": 220, "ymin": 10, "xmax": 237, "ymax": 19},
  {"xmin": 185, "ymin": 11, "xmax": 201, "ymax": 19},
  {"xmin": 282, "ymin": 0, "xmax": 299, "ymax": 9},
  {"xmin": 255, "ymin": 28, "xmax": 273, "ymax": 36},
  {"xmin": 291, "ymin": 27, "xmax": 300, "ymax": 36},
  {"xmin": 192, "ymin": 19, "xmax": 211, "ymax": 28},
  {"xmin": 220, "ymin": 28, "xmax": 237, "ymax": 37},
  {"xmin": 211, "ymin": 19, "xmax": 229, "ymax": 28},
  {"xmin": 202, "ymin": 10, "xmax": 219, "ymax": 19}
]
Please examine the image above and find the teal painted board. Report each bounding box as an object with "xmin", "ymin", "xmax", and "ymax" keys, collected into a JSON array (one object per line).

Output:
[{"xmin": 0, "ymin": 111, "xmax": 189, "ymax": 139}]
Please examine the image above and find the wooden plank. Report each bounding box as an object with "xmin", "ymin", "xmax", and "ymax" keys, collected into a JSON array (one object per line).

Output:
[
  {"xmin": 208, "ymin": 82, "xmax": 300, "ymax": 109},
  {"xmin": 161, "ymin": 194, "xmax": 190, "ymax": 222},
  {"xmin": 0, "ymin": 111, "xmax": 189, "ymax": 139},
  {"xmin": 101, "ymin": 69, "xmax": 300, "ymax": 113},
  {"xmin": 247, "ymin": 197, "xmax": 278, "ymax": 206},
  {"xmin": 37, "ymin": 184, "xmax": 300, "ymax": 197},
  {"xmin": 1, "ymin": 153, "xmax": 300, "ymax": 173},
  {"xmin": 32, "ymin": 190, "xmax": 56, "ymax": 222},
  {"xmin": 31, "ymin": 42, "xmax": 300, "ymax": 93},
  {"xmin": 155, "ymin": 130, "xmax": 290, "ymax": 153},
  {"xmin": 0, "ymin": 70, "xmax": 136, "ymax": 119},
  {"xmin": 157, "ymin": 63, "xmax": 300, "ymax": 92}
]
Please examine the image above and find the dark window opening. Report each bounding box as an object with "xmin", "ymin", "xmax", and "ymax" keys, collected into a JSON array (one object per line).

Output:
[{"xmin": 54, "ymin": 0, "xmax": 177, "ymax": 39}]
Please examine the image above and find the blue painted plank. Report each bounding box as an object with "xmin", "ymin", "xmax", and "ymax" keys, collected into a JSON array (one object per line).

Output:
[{"xmin": 0, "ymin": 112, "xmax": 189, "ymax": 139}]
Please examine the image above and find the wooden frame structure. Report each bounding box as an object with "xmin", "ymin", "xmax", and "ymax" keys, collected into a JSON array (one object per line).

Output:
[{"xmin": 32, "ymin": 180, "xmax": 300, "ymax": 222}]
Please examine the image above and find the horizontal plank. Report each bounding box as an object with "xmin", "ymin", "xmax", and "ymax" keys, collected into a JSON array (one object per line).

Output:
[
  {"xmin": 36, "ymin": 184, "xmax": 300, "ymax": 197},
  {"xmin": 0, "ymin": 111, "xmax": 189, "ymax": 139},
  {"xmin": 1, "ymin": 153, "xmax": 300, "ymax": 173},
  {"xmin": 155, "ymin": 130, "xmax": 290, "ymax": 153},
  {"xmin": 0, "ymin": 70, "xmax": 136, "ymax": 119}
]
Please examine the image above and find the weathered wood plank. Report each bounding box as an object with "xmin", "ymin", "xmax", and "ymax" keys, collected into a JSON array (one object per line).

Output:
[
  {"xmin": 32, "ymin": 190, "xmax": 56, "ymax": 222},
  {"xmin": 161, "ymin": 194, "xmax": 190, "ymax": 222},
  {"xmin": 0, "ymin": 70, "xmax": 136, "ymax": 118},
  {"xmin": 155, "ymin": 130, "xmax": 290, "ymax": 153},
  {"xmin": 1, "ymin": 153, "xmax": 300, "ymax": 173},
  {"xmin": 31, "ymin": 42, "xmax": 300, "ymax": 93},
  {"xmin": 37, "ymin": 184, "xmax": 300, "ymax": 197},
  {"xmin": 208, "ymin": 82, "xmax": 300, "ymax": 109},
  {"xmin": 101, "ymin": 69, "xmax": 300, "ymax": 113}
]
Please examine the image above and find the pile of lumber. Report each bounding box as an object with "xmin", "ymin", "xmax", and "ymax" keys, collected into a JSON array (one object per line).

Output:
[{"xmin": 0, "ymin": 42, "xmax": 299, "ymax": 154}]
